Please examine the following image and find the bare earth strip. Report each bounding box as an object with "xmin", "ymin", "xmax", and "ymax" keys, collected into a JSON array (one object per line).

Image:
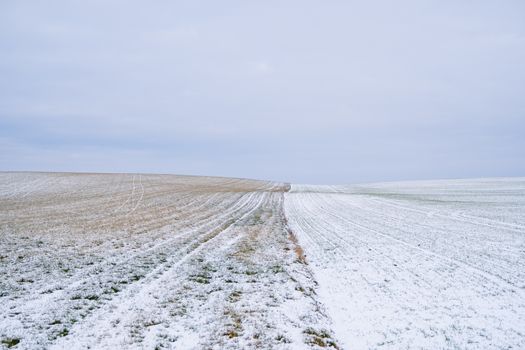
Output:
[
  {"xmin": 0, "ymin": 172, "xmax": 338, "ymax": 349},
  {"xmin": 285, "ymin": 178, "xmax": 525, "ymax": 349}
]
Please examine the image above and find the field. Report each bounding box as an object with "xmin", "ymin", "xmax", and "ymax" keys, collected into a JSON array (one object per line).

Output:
[
  {"xmin": 1, "ymin": 173, "xmax": 524, "ymax": 349},
  {"xmin": 285, "ymin": 179, "xmax": 525, "ymax": 349}
]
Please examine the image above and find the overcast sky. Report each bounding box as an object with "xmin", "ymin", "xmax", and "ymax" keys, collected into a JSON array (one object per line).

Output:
[{"xmin": 1, "ymin": 1, "xmax": 524, "ymax": 184}]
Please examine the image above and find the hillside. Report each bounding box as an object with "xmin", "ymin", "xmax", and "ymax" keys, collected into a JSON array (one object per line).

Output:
[{"xmin": 1, "ymin": 173, "xmax": 524, "ymax": 349}]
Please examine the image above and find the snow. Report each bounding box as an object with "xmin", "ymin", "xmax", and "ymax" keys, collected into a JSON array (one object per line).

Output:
[
  {"xmin": 0, "ymin": 172, "xmax": 337, "ymax": 349},
  {"xmin": 285, "ymin": 178, "xmax": 525, "ymax": 349},
  {"xmin": 1, "ymin": 173, "xmax": 524, "ymax": 349}
]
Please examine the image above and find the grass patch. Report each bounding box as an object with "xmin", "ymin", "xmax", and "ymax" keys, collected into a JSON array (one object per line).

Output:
[
  {"xmin": 270, "ymin": 265, "xmax": 285, "ymax": 274},
  {"xmin": 130, "ymin": 274, "xmax": 144, "ymax": 281},
  {"xmin": 276, "ymin": 334, "xmax": 291, "ymax": 343},
  {"xmin": 143, "ymin": 319, "xmax": 161, "ymax": 327},
  {"xmin": 189, "ymin": 273, "xmax": 211, "ymax": 284},
  {"xmin": 17, "ymin": 278, "xmax": 34, "ymax": 283},
  {"xmin": 304, "ymin": 328, "xmax": 339, "ymax": 349},
  {"xmin": 287, "ymin": 229, "xmax": 307, "ymax": 264},
  {"xmin": 223, "ymin": 309, "xmax": 243, "ymax": 339},
  {"xmin": 57, "ymin": 328, "xmax": 69, "ymax": 337},
  {"xmin": 224, "ymin": 330, "xmax": 239, "ymax": 338},
  {"xmin": 228, "ymin": 290, "xmax": 242, "ymax": 303},
  {"xmin": 202, "ymin": 264, "xmax": 217, "ymax": 273},
  {"xmin": 1, "ymin": 338, "xmax": 20, "ymax": 348}
]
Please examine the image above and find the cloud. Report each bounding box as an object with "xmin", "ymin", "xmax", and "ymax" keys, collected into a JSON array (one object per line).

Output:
[
  {"xmin": 141, "ymin": 27, "xmax": 200, "ymax": 45},
  {"xmin": 1, "ymin": 0, "xmax": 524, "ymax": 183},
  {"xmin": 254, "ymin": 61, "xmax": 272, "ymax": 73}
]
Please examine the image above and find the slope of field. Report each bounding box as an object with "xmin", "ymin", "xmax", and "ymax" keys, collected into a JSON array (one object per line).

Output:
[
  {"xmin": 0, "ymin": 172, "xmax": 338, "ymax": 349},
  {"xmin": 3, "ymin": 173, "xmax": 525, "ymax": 349},
  {"xmin": 285, "ymin": 178, "xmax": 525, "ymax": 349}
]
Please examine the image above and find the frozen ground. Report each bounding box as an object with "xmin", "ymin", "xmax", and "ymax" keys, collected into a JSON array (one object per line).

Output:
[
  {"xmin": 1, "ymin": 173, "xmax": 524, "ymax": 349},
  {"xmin": 285, "ymin": 178, "xmax": 525, "ymax": 349},
  {"xmin": 0, "ymin": 172, "xmax": 337, "ymax": 349}
]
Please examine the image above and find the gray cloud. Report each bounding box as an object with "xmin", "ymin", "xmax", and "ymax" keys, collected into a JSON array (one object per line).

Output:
[{"xmin": 1, "ymin": 0, "xmax": 524, "ymax": 183}]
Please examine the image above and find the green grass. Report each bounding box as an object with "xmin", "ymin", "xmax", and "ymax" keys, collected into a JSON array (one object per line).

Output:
[{"xmin": 1, "ymin": 338, "xmax": 20, "ymax": 348}]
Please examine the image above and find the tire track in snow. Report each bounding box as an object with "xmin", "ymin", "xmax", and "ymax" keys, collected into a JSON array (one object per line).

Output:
[
  {"xmin": 4, "ymin": 191, "xmax": 259, "ymax": 317},
  {"xmin": 285, "ymin": 182, "xmax": 525, "ymax": 350},
  {"xmin": 1, "ymin": 174, "xmax": 284, "ymax": 349},
  {"xmin": 50, "ymin": 191, "xmax": 269, "ymax": 349},
  {"xmin": 314, "ymin": 193, "xmax": 525, "ymax": 291},
  {"xmin": 126, "ymin": 174, "xmax": 145, "ymax": 216},
  {"xmin": 369, "ymin": 196, "xmax": 525, "ymax": 233}
]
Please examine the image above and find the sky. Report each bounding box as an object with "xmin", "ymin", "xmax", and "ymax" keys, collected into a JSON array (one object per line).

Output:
[{"xmin": 1, "ymin": 0, "xmax": 524, "ymax": 184}]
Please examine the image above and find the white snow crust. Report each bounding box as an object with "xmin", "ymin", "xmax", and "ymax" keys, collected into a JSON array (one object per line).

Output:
[{"xmin": 285, "ymin": 178, "xmax": 525, "ymax": 349}]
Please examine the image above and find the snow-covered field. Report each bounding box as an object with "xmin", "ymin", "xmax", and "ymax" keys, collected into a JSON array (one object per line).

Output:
[
  {"xmin": 0, "ymin": 172, "xmax": 336, "ymax": 349},
  {"xmin": 285, "ymin": 178, "xmax": 525, "ymax": 349},
  {"xmin": 1, "ymin": 173, "xmax": 524, "ymax": 349}
]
